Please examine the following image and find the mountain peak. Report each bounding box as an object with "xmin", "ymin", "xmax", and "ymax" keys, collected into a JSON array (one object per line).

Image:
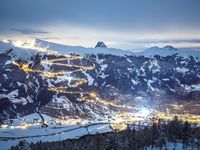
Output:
[
  {"xmin": 163, "ymin": 45, "xmax": 178, "ymax": 51},
  {"xmin": 95, "ymin": 41, "xmax": 107, "ymax": 48}
]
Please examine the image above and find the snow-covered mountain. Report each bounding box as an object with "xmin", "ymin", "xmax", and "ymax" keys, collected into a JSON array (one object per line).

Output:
[
  {"xmin": 134, "ymin": 45, "xmax": 200, "ymax": 57},
  {"xmin": 1, "ymin": 39, "xmax": 200, "ymax": 60},
  {"xmin": 0, "ymin": 39, "xmax": 132, "ymax": 59},
  {"xmin": 0, "ymin": 39, "xmax": 200, "ymax": 123}
]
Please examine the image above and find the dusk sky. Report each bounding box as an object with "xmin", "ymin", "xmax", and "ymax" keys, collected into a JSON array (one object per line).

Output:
[{"xmin": 0, "ymin": 0, "xmax": 200, "ymax": 50}]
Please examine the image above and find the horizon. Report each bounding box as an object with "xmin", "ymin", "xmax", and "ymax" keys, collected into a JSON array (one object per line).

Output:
[{"xmin": 2, "ymin": 37, "xmax": 200, "ymax": 52}]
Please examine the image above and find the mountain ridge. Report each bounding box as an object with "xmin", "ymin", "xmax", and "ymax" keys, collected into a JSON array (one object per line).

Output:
[
  {"xmin": 0, "ymin": 38, "xmax": 134, "ymax": 58},
  {"xmin": 1, "ymin": 38, "xmax": 200, "ymax": 59}
]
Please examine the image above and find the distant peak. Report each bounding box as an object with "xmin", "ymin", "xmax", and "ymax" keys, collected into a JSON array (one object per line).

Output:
[
  {"xmin": 150, "ymin": 46, "xmax": 159, "ymax": 49},
  {"xmin": 149, "ymin": 45, "xmax": 179, "ymax": 51},
  {"xmin": 95, "ymin": 41, "xmax": 107, "ymax": 48},
  {"xmin": 163, "ymin": 45, "xmax": 178, "ymax": 51}
]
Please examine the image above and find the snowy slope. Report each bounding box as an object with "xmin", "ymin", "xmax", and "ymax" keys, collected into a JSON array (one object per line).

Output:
[
  {"xmin": 24, "ymin": 38, "xmax": 133, "ymax": 56},
  {"xmin": 0, "ymin": 39, "xmax": 132, "ymax": 58},
  {"xmin": 0, "ymin": 122, "xmax": 110, "ymax": 150},
  {"xmin": 0, "ymin": 40, "xmax": 38, "ymax": 59}
]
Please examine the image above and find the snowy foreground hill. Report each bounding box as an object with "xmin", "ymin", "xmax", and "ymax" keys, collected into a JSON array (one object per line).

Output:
[{"xmin": 0, "ymin": 39, "xmax": 200, "ymax": 149}]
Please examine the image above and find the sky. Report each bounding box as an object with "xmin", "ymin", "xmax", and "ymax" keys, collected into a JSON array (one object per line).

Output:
[{"xmin": 0, "ymin": 0, "xmax": 200, "ymax": 50}]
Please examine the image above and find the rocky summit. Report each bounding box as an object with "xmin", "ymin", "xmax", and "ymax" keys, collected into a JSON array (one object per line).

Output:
[{"xmin": 95, "ymin": 41, "xmax": 107, "ymax": 48}]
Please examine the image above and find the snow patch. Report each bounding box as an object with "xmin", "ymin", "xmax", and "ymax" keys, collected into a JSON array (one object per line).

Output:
[{"xmin": 82, "ymin": 71, "xmax": 94, "ymax": 86}]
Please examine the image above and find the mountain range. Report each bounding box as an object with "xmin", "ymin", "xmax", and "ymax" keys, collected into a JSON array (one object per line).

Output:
[{"xmin": 0, "ymin": 39, "xmax": 200, "ymax": 123}]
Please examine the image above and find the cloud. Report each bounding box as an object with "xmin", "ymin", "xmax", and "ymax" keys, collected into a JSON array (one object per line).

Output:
[
  {"xmin": 161, "ymin": 39, "xmax": 200, "ymax": 44},
  {"xmin": 9, "ymin": 28, "xmax": 50, "ymax": 35},
  {"xmin": 36, "ymin": 37, "xmax": 62, "ymax": 40},
  {"xmin": 1, "ymin": 0, "xmax": 200, "ymax": 32}
]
